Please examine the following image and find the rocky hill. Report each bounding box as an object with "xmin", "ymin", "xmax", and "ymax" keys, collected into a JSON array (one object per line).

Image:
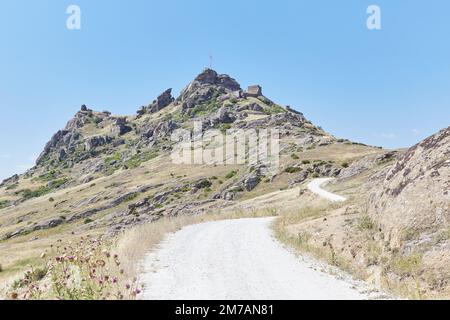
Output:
[
  {"xmin": 369, "ymin": 126, "xmax": 450, "ymax": 248},
  {"xmin": 0, "ymin": 68, "xmax": 383, "ymax": 294},
  {"xmin": 365, "ymin": 127, "xmax": 450, "ymax": 296},
  {"xmin": 2, "ymin": 68, "xmax": 447, "ymax": 299}
]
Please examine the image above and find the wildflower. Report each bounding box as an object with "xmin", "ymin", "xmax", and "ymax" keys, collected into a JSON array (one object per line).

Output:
[
  {"xmin": 112, "ymin": 277, "xmax": 118, "ymax": 284},
  {"xmin": 125, "ymin": 284, "xmax": 131, "ymax": 290},
  {"xmin": 10, "ymin": 292, "xmax": 18, "ymax": 300},
  {"xmin": 134, "ymin": 289, "xmax": 141, "ymax": 295}
]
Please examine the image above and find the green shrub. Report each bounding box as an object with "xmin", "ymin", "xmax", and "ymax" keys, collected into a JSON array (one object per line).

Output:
[
  {"xmin": 264, "ymin": 104, "xmax": 285, "ymax": 115},
  {"xmin": 49, "ymin": 197, "xmax": 55, "ymax": 202},
  {"xmin": 341, "ymin": 162, "xmax": 349, "ymax": 168},
  {"xmin": 37, "ymin": 170, "xmax": 59, "ymax": 182},
  {"xmin": 191, "ymin": 92, "xmax": 221, "ymax": 117},
  {"xmin": 123, "ymin": 193, "xmax": 139, "ymax": 203},
  {"xmin": 22, "ymin": 187, "xmax": 51, "ymax": 200},
  {"xmin": 291, "ymin": 154, "xmax": 299, "ymax": 160},
  {"xmin": 284, "ymin": 166, "xmax": 302, "ymax": 174},
  {"xmin": 218, "ymin": 123, "xmax": 232, "ymax": 133},
  {"xmin": 301, "ymin": 160, "xmax": 311, "ymax": 165},
  {"xmin": 196, "ymin": 179, "xmax": 212, "ymax": 189},
  {"xmin": 124, "ymin": 151, "xmax": 159, "ymax": 169},
  {"xmin": 225, "ymin": 170, "xmax": 238, "ymax": 179},
  {"xmin": 21, "ymin": 178, "xmax": 68, "ymax": 201},
  {"xmin": 84, "ymin": 218, "xmax": 94, "ymax": 224},
  {"xmin": 104, "ymin": 152, "xmax": 122, "ymax": 165},
  {"xmin": 0, "ymin": 200, "xmax": 10, "ymax": 209}
]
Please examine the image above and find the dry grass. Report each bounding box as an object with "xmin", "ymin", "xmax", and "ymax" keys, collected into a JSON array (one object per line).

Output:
[{"xmin": 114, "ymin": 184, "xmax": 312, "ymax": 280}]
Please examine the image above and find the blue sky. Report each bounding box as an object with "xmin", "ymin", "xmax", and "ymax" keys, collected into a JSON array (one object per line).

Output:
[{"xmin": 1, "ymin": 0, "xmax": 449, "ymax": 180}]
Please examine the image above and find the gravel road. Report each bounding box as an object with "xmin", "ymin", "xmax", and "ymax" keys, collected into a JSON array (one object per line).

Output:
[
  {"xmin": 141, "ymin": 217, "xmax": 381, "ymax": 300},
  {"xmin": 307, "ymin": 178, "xmax": 347, "ymax": 202}
]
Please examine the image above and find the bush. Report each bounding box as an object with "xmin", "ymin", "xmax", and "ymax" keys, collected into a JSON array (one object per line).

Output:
[
  {"xmin": 284, "ymin": 166, "xmax": 302, "ymax": 174},
  {"xmin": 225, "ymin": 170, "xmax": 238, "ymax": 179},
  {"xmin": 21, "ymin": 187, "xmax": 51, "ymax": 200},
  {"xmin": 218, "ymin": 123, "xmax": 232, "ymax": 133},
  {"xmin": 196, "ymin": 179, "xmax": 212, "ymax": 189},
  {"xmin": 291, "ymin": 154, "xmax": 299, "ymax": 160},
  {"xmin": 48, "ymin": 197, "xmax": 55, "ymax": 202},
  {"xmin": 341, "ymin": 162, "xmax": 349, "ymax": 168},
  {"xmin": 124, "ymin": 151, "xmax": 159, "ymax": 169},
  {"xmin": 21, "ymin": 178, "xmax": 68, "ymax": 201},
  {"xmin": 191, "ymin": 93, "xmax": 221, "ymax": 117},
  {"xmin": 84, "ymin": 218, "xmax": 94, "ymax": 224},
  {"xmin": 264, "ymin": 104, "xmax": 285, "ymax": 115},
  {"xmin": 301, "ymin": 160, "xmax": 311, "ymax": 165},
  {"xmin": 0, "ymin": 264, "xmax": 3, "ymax": 272},
  {"xmin": 0, "ymin": 200, "xmax": 10, "ymax": 209}
]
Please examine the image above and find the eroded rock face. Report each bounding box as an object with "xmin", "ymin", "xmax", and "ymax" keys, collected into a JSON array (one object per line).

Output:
[
  {"xmin": 368, "ymin": 126, "xmax": 450, "ymax": 248},
  {"xmin": 111, "ymin": 118, "xmax": 132, "ymax": 136},
  {"xmin": 151, "ymin": 89, "xmax": 174, "ymax": 112},
  {"xmin": 179, "ymin": 69, "xmax": 241, "ymax": 111},
  {"xmin": 85, "ymin": 135, "xmax": 112, "ymax": 151}
]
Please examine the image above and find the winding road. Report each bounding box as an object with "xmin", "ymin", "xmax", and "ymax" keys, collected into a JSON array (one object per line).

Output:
[
  {"xmin": 307, "ymin": 178, "xmax": 347, "ymax": 202},
  {"xmin": 141, "ymin": 179, "xmax": 378, "ymax": 300}
]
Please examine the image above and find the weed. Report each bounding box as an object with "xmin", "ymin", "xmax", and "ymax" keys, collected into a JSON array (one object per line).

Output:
[
  {"xmin": 390, "ymin": 253, "xmax": 423, "ymax": 277},
  {"xmin": 357, "ymin": 215, "xmax": 374, "ymax": 231}
]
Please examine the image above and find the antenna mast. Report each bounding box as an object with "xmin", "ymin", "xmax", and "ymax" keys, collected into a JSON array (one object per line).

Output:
[{"xmin": 209, "ymin": 51, "xmax": 213, "ymax": 69}]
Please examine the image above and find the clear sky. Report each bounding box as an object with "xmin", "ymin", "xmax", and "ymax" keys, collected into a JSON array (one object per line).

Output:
[{"xmin": 1, "ymin": 0, "xmax": 449, "ymax": 180}]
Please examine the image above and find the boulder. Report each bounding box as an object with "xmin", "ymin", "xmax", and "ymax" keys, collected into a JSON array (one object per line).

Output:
[
  {"xmin": 215, "ymin": 107, "xmax": 236, "ymax": 124},
  {"xmin": 244, "ymin": 174, "xmax": 261, "ymax": 191},
  {"xmin": 147, "ymin": 89, "xmax": 175, "ymax": 114},
  {"xmin": 111, "ymin": 118, "xmax": 132, "ymax": 136},
  {"xmin": 85, "ymin": 135, "xmax": 112, "ymax": 151}
]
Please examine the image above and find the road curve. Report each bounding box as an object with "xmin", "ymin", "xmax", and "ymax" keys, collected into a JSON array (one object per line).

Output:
[
  {"xmin": 141, "ymin": 217, "xmax": 379, "ymax": 300},
  {"xmin": 307, "ymin": 178, "xmax": 347, "ymax": 202}
]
